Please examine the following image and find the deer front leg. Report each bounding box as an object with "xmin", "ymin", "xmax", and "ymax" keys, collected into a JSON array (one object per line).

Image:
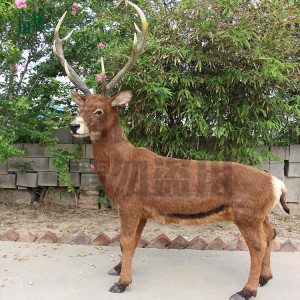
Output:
[
  {"xmin": 230, "ymin": 222, "xmax": 267, "ymax": 300},
  {"xmin": 108, "ymin": 216, "xmax": 147, "ymax": 276},
  {"xmin": 109, "ymin": 211, "xmax": 145, "ymax": 293},
  {"xmin": 109, "ymin": 236, "xmax": 135, "ymax": 293}
]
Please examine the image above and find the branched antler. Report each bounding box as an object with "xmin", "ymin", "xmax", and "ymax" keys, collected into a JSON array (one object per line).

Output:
[
  {"xmin": 53, "ymin": 12, "xmax": 91, "ymax": 95},
  {"xmin": 103, "ymin": 0, "xmax": 148, "ymax": 97},
  {"xmin": 53, "ymin": 0, "xmax": 148, "ymax": 97}
]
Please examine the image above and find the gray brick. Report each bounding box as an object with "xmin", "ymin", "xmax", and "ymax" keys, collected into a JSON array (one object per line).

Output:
[
  {"xmin": 85, "ymin": 144, "xmax": 94, "ymax": 159},
  {"xmin": 80, "ymin": 174, "xmax": 100, "ymax": 190},
  {"xmin": 287, "ymin": 163, "xmax": 300, "ymax": 178},
  {"xmin": 0, "ymin": 162, "xmax": 8, "ymax": 174},
  {"xmin": 270, "ymin": 146, "xmax": 289, "ymax": 161},
  {"xmin": 59, "ymin": 173, "xmax": 80, "ymax": 187},
  {"xmin": 284, "ymin": 178, "xmax": 300, "ymax": 203},
  {"xmin": 52, "ymin": 128, "xmax": 73, "ymax": 144},
  {"xmin": 24, "ymin": 144, "xmax": 45, "ymax": 157},
  {"xmin": 289, "ymin": 145, "xmax": 300, "ymax": 162},
  {"xmin": 45, "ymin": 144, "xmax": 85, "ymax": 157},
  {"xmin": 57, "ymin": 144, "xmax": 85, "ymax": 155},
  {"xmin": 73, "ymin": 232, "xmax": 91, "ymax": 245},
  {"xmin": 8, "ymin": 157, "xmax": 49, "ymax": 172},
  {"xmin": 44, "ymin": 188, "xmax": 76, "ymax": 207},
  {"xmin": 0, "ymin": 174, "xmax": 16, "ymax": 189},
  {"xmin": 72, "ymin": 136, "xmax": 91, "ymax": 145},
  {"xmin": 17, "ymin": 173, "xmax": 38, "ymax": 187},
  {"xmin": 49, "ymin": 159, "xmax": 71, "ymax": 172},
  {"xmin": 49, "ymin": 158, "xmax": 58, "ymax": 171},
  {"xmin": 270, "ymin": 163, "xmax": 285, "ymax": 180},
  {"xmin": 38, "ymin": 172, "xmax": 58, "ymax": 186},
  {"xmin": 78, "ymin": 194, "xmax": 99, "ymax": 209},
  {"xmin": 0, "ymin": 189, "xmax": 31, "ymax": 204},
  {"xmin": 70, "ymin": 159, "xmax": 90, "ymax": 173}
]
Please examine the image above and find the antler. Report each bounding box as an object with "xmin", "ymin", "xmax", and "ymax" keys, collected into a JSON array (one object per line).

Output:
[
  {"xmin": 53, "ymin": 0, "xmax": 148, "ymax": 97},
  {"xmin": 102, "ymin": 0, "xmax": 148, "ymax": 97},
  {"xmin": 53, "ymin": 12, "xmax": 91, "ymax": 95}
]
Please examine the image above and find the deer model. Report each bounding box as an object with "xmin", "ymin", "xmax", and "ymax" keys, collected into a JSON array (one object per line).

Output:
[{"xmin": 53, "ymin": 1, "xmax": 290, "ymax": 299}]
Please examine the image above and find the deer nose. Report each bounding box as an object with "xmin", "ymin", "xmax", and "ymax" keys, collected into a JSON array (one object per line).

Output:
[{"xmin": 69, "ymin": 123, "xmax": 80, "ymax": 134}]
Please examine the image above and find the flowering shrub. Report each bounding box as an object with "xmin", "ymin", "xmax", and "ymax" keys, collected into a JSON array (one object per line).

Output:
[
  {"xmin": 72, "ymin": 2, "xmax": 79, "ymax": 10},
  {"xmin": 98, "ymin": 42, "xmax": 105, "ymax": 50},
  {"xmin": 15, "ymin": 0, "xmax": 27, "ymax": 9},
  {"xmin": 72, "ymin": 2, "xmax": 79, "ymax": 15},
  {"xmin": 95, "ymin": 74, "xmax": 103, "ymax": 82}
]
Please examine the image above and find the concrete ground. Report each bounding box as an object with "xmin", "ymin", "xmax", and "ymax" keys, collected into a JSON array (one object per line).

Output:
[{"xmin": 0, "ymin": 241, "xmax": 299, "ymax": 300}]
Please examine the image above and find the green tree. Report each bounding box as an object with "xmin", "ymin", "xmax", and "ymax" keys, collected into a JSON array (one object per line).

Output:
[{"xmin": 122, "ymin": 0, "xmax": 300, "ymax": 164}]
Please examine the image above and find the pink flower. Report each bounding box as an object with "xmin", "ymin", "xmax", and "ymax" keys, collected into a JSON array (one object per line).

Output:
[
  {"xmin": 73, "ymin": 2, "xmax": 79, "ymax": 10},
  {"xmin": 71, "ymin": 10, "xmax": 76, "ymax": 15},
  {"xmin": 15, "ymin": 0, "xmax": 27, "ymax": 9},
  {"xmin": 95, "ymin": 74, "xmax": 103, "ymax": 82},
  {"xmin": 99, "ymin": 12, "xmax": 104, "ymax": 18},
  {"xmin": 89, "ymin": 164, "xmax": 95, "ymax": 172},
  {"xmin": 98, "ymin": 42, "xmax": 105, "ymax": 50}
]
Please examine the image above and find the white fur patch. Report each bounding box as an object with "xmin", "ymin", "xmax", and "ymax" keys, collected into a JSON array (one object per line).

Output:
[{"xmin": 271, "ymin": 176, "xmax": 287, "ymax": 213}]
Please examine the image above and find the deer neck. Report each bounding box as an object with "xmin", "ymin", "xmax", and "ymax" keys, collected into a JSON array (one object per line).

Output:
[{"xmin": 91, "ymin": 117, "xmax": 133, "ymax": 181}]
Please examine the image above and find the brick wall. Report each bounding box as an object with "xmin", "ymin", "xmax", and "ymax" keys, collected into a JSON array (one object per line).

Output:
[
  {"xmin": 0, "ymin": 129, "xmax": 98, "ymax": 191},
  {"xmin": 0, "ymin": 128, "xmax": 299, "ymax": 206},
  {"xmin": 265, "ymin": 145, "xmax": 300, "ymax": 203}
]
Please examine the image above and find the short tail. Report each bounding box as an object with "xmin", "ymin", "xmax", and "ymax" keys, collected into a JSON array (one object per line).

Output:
[
  {"xmin": 272, "ymin": 176, "xmax": 290, "ymax": 214},
  {"xmin": 280, "ymin": 193, "xmax": 290, "ymax": 214}
]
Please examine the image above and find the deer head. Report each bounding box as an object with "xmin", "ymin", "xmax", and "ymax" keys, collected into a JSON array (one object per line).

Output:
[
  {"xmin": 69, "ymin": 90, "xmax": 133, "ymax": 141},
  {"xmin": 53, "ymin": 0, "xmax": 148, "ymax": 138}
]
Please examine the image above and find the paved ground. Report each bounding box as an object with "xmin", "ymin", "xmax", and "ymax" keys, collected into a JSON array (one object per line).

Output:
[{"xmin": 0, "ymin": 241, "xmax": 299, "ymax": 300}]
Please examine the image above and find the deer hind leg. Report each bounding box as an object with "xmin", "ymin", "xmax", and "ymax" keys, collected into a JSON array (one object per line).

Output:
[
  {"xmin": 259, "ymin": 216, "xmax": 276, "ymax": 286},
  {"xmin": 109, "ymin": 211, "xmax": 146, "ymax": 293},
  {"xmin": 230, "ymin": 221, "xmax": 267, "ymax": 300},
  {"xmin": 108, "ymin": 216, "xmax": 147, "ymax": 277}
]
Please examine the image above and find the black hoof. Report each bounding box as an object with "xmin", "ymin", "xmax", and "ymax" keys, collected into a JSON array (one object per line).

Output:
[
  {"xmin": 229, "ymin": 294, "xmax": 246, "ymax": 300},
  {"xmin": 109, "ymin": 282, "xmax": 127, "ymax": 293},
  {"xmin": 229, "ymin": 289, "xmax": 255, "ymax": 300},
  {"xmin": 108, "ymin": 266, "xmax": 121, "ymax": 276},
  {"xmin": 259, "ymin": 275, "xmax": 272, "ymax": 287}
]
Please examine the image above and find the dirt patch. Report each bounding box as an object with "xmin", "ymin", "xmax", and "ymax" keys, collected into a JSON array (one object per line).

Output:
[{"xmin": 0, "ymin": 203, "xmax": 299, "ymax": 246}]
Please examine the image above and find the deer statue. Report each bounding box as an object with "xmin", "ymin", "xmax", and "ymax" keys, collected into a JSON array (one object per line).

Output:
[{"xmin": 53, "ymin": 1, "xmax": 290, "ymax": 299}]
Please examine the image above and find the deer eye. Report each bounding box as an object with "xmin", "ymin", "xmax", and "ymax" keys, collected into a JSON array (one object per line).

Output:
[{"xmin": 94, "ymin": 108, "xmax": 104, "ymax": 116}]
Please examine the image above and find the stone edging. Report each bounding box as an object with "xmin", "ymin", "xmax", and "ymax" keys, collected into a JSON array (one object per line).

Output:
[{"xmin": 0, "ymin": 229, "xmax": 299, "ymax": 252}]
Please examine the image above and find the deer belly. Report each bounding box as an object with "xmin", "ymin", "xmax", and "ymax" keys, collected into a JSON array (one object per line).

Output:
[{"xmin": 143, "ymin": 204, "xmax": 232, "ymax": 226}]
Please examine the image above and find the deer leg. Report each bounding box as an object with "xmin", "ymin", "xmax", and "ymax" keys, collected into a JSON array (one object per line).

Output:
[
  {"xmin": 259, "ymin": 217, "xmax": 275, "ymax": 286},
  {"xmin": 108, "ymin": 216, "xmax": 147, "ymax": 276},
  {"xmin": 109, "ymin": 211, "xmax": 145, "ymax": 293},
  {"xmin": 230, "ymin": 222, "xmax": 267, "ymax": 300}
]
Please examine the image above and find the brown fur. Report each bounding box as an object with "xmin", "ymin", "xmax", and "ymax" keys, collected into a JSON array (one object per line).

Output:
[{"xmin": 70, "ymin": 91, "xmax": 289, "ymax": 299}]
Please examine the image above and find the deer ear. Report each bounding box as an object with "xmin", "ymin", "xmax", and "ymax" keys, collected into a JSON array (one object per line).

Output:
[
  {"xmin": 111, "ymin": 91, "xmax": 132, "ymax": 107},
  {"xmin": 70, "ymin": 90, "xmax": 86, "ymax": 106}
]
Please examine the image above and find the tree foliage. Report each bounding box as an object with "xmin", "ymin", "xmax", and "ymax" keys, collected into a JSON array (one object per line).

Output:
[
  {"xmin": 124, "ymin": 0, "xmax": 300, "ymax": 164},
  {"xmin": 0, "ymin": 0, "xmax": 299, "ymax": 173}
]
